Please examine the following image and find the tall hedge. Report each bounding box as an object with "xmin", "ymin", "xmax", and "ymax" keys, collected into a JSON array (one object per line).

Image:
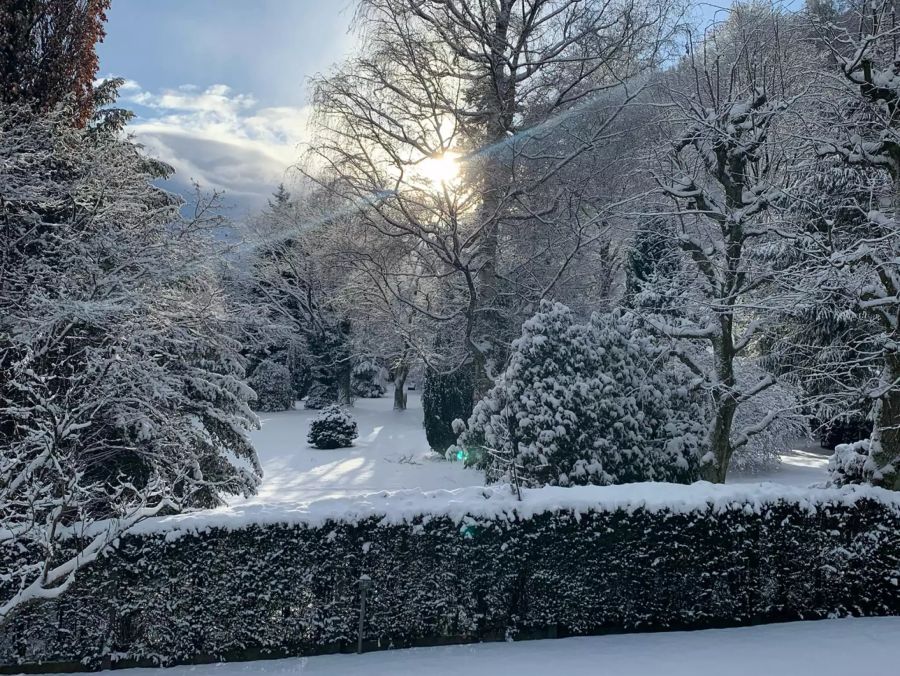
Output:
[{"xmin": 1, "ymin": 486, "xmax": 899, "ymax": 671}]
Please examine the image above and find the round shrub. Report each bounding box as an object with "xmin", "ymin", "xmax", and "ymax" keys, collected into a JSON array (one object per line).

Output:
[
  {"xmin": 248, "ymin": 359, "xmax": 293, "ymax": 412},
  {"xmin": 458, "ymin": 301, "xmax": 707, "ymax": 487},
  {"xmin": 307, "ymin": 405, "xmax": 358, "ymax": 449}
]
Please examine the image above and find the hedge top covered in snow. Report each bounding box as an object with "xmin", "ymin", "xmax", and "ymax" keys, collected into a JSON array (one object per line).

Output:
[{"xmin": 124, "ymin": 481, "xmax": 900, "ymax": 538}]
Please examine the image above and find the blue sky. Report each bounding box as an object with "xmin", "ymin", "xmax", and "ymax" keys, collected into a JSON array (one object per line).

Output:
[{"xmin": 98, "ymin": 1, "xmax": 357, "ymax": 213}]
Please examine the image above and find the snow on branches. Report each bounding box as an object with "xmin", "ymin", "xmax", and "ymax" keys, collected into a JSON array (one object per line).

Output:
[{"xmin": 0, "ymin": 105, "xmax": 260, "ymax": 622}]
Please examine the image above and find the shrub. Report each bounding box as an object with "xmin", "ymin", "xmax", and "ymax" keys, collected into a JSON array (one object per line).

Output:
[
  {"xmin": 1, "ymin": 484, "xmax": 897, "ymax": 669},
  {"xmin": 307, "ymin": 405, "xmax": 357, "ymax": 449},
  {"xmin": 459, "ymin": 302, "xmax": 706, "ymax": 487},
  {"xmin": 422, "ymin": 364, "xmax": 474, "ymax": 455},
  {"xmin": 247, "ymin": 360, "xmax": 294, "ymax": 412},
  {"xmin": 829, "ymin": 440, "xmax": 870, "ymax": 485},
  {"xmin": 351, "ymin": 360, "xmax": 386, "ymax": 398},
  {"xmin": 304, "ymin": 382, "xmax": 335, "ymax": 409}
]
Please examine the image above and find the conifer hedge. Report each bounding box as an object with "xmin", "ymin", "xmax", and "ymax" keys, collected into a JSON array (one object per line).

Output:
[{"xmin": 1, "ymin": 488, "xmax": 898, "ymax": 671}]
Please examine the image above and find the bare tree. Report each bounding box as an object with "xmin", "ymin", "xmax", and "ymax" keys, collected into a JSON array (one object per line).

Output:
[{"xmin": 305, "ymin": 0, "xmax": 686, "ymax": 397}]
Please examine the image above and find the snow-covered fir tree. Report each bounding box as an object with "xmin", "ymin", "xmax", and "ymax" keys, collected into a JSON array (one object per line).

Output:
[
  {"xmin": 458, "ymin": 302, "xmax": 707, "ymax": 488},
  {"xmin": 0, "ymin": 100, "xmax": 261, "ymax": 622}
]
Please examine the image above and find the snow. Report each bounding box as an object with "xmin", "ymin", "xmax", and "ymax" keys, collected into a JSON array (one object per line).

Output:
[
  {"xmin": 242, "ymin": 393, "xmax": 482, "ymax": 505},
  {"xmin": 27, "ymin": 617, "xmax": 900, "ymax": 676},
  {"xmin": 243, "ymin": 391, "xmax": 830, "ymax": 507}
]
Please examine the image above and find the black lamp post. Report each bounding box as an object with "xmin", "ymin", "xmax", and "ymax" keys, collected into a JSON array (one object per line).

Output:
[{"xmin": 357, "ymin": 574, "xmax": 372, "ymax": 654}]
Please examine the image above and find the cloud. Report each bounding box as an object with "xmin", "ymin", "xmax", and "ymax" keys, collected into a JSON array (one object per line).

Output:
[{"xmin": 118, "ymin": 81, "xmax": 310, "ymax": 213}]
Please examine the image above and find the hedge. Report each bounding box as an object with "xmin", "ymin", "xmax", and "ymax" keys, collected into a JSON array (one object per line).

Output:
[{"xmin": 1, "ymin": 484, "xmax": 899, "ymax": 671}]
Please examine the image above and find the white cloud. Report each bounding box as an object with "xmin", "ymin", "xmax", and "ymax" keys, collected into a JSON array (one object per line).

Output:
[{"xmin": 120, "ymin": 82, "xmax": 310, "ymax": 212}]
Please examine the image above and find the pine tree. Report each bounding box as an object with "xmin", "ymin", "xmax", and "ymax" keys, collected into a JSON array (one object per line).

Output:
[{"xmin": 0, "ymin": 101, "xmax": 260, "ymax": 622}]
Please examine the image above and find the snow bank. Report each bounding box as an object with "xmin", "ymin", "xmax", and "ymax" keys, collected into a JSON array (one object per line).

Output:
[{"xmin": 128, "ymin": 480, "xmax": 900, "ymax": 537}]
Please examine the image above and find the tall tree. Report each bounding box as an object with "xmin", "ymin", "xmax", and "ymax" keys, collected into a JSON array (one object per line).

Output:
[
  {"xmin": 307, "ymin": 0, "xmax": 685, "ymax": 400},
  {"xmin": 0, "ymin": 101, "xmax": 260, "ymax": 624},
  {"xmin": 0, "ymin": 0, "xmax": 109, "ymax": 126}
]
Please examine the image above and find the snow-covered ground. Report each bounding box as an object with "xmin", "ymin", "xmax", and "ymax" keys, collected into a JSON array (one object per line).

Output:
[
  {"xmin": 40, "ymin": 617, "xmax": 897, "ymax": 676},
  {"xmin": 239, "ymin": 393, "xmax": 482, "ymax": 506},
  {"xmin": 237, "ymin": 390, "xmax": 829, "ymax": 507}
]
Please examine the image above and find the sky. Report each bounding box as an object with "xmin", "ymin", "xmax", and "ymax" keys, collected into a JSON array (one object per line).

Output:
[{"xmin": 97, "ymin": 1, "xmax": 358, "ymax": 215}]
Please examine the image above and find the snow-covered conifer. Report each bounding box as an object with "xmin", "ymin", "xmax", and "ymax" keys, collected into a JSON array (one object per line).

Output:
[
  {"xmin": 460, "ymin": 302, "xmax": 706, "ymax": 488},
  {"xmin": 307, "ymin": 405, "xmax": 358, "ymax": 449},
  {"xmin": 0, "ymin": 102, "xmax": 260, "ymax": 622}
]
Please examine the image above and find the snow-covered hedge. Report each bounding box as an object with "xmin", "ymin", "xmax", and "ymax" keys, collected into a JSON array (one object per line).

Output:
[{"xmin": 2, "ymin": 484, "xmax": 899, "ymax": 670}]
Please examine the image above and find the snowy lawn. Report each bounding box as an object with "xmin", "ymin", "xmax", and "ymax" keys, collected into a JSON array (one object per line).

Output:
[
  {"xmin": 239, "ymin": 390, "xmax": 829, "ymax": 506},
  {"xmin": 38, "ymin": 617, "xmax": 898, "ymax": 676},
  {"xmin": 240, "ymin": 393, "xmax": 482, "ymax": 505}
]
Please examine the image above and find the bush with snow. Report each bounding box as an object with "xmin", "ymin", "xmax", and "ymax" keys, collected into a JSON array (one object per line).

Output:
[
  {"xmin": 307, "ymin": 405, "xmax": 358, "ymax": 449},
  {"xmin": 459, "ymin": 302, "xmax": 707, "ymax": 487},
  {"xmin": 304, "ymin": 382, "xmax": 336, "ymax": 409},
  {"xmin": 829, "ymin": 440, "xmax": 870, "ymax": 486},
  {"xmin": 351, "ymin": 359, "xmax": 386, "ymax": 398},
  {"xmin": 423, "ymin": 364, "xmax": 474, "ymax": 455},
  {"xmin": 248, "ymin": 360, "xmax": 294, "ymax": 412}
]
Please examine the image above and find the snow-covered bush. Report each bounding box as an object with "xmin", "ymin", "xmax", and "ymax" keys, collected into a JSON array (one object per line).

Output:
[
  {"xmin": 351, "ymin": 360, "xmax": 386, "ymax": 398},
  {"xmin": 304, "ymin": 382, "xmax": 335, "ymax": 409},
  {"xmin": 829, "ymin": 440, "xmax": 870, "ymax": 486},
  {"xmin": 459, "ymin": 302, "xmax": 707, "ymax": 487},
  {"xmin": 247, "ymin": 360, "xmax": 294, "ymax": 412},
  {"xmin": 423, "ymin": 364, "xmax": 474, "ymax": 455},
  {"xmin": 3, "ymin": 486, "xmax": 897, "ymax": 668},
  {"xmin": 307, "ymin": 405, "xmax": 358, "ymax": 449}
]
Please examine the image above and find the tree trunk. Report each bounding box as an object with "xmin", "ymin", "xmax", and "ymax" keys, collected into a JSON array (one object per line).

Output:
[
  {"xmin": 701, "ymin": 319, "xmax": 738, "ymax": 483},
  {"xmin": 393, "ymin": 364, "xmax": 408, "ymax": 411},
  {"xmin": 867, "ymin": 353, "xmax": 900, "ymax": 490}
]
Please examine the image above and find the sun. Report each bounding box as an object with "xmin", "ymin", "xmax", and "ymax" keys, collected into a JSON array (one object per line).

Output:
[{"xmin": 416, "ymin": 151, "xmax": 461, "ymax": 186}]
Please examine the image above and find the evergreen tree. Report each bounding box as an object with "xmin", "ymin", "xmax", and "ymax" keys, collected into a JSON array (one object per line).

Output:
[
  {"xmin": 307, "ymin": 405, "xmax": 358, "ymax": 449},
  {"xmin": 248, "ymin": 359, "xmax": 294, "ymax": 412},
  {"xmin": 422, "ymin": 364, "xmax": 474, "ymax": 455},
  {"xmin": 0, "ymin": 101, "xmax": 260, "ymax": 621},
  {"xmin": 459, "ymin": 302, "xmax": 706, "ymax": 488}
]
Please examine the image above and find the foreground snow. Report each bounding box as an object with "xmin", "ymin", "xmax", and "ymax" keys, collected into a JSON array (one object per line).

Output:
[
  {"xmin": 43, "ymin": 617, "xmax": 899, "ymax": 676},
  {"xmin": 239, "ymin": 392, "xmax": 829, "ymax": 507}
]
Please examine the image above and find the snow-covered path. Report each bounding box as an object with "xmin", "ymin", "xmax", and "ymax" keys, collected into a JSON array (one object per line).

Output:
[
  {"xmin": 237, "ymin": 391, "xmax": 830, "ymax": 506},
  {"xmin": 43, "ymin": 617, "xmax": 898, "ymax": 676}
]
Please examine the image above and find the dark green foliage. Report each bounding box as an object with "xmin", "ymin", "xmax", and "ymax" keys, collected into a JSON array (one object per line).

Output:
[
  {"xmin": 351, "ymin": 360, "xmax": 386, "ymax": 398},
  {"xmin": 422, "ymin": 365, "xmax": 474, "ymax": 455},
  {"xmin": 1, "ymin": 493, "xmax": 898, "ymax": 669},
  {"xmin": 623, "ymin": 217, "xmax": 682, "ymax": 312},
  {"xmin": 247, "ymin": 360, "xmax": 293, "ymax": 412},
  {"xmin": 307, "ymin": 405, "xmax": 357, "ymax": 449}
]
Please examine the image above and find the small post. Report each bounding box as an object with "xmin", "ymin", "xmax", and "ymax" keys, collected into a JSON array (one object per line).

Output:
[{"xmin": 357, "ymin": 574, "xmax": 372, "ymax": 654}]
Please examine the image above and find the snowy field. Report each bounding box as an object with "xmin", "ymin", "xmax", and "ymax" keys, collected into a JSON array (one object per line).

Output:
[
  {"xmin": 236, "ymin": 390, "xmax": 829, "ymax": 507},
  {"xmin": 40, "ymin": 617, "xmax": 897, "ymax": 676}
]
